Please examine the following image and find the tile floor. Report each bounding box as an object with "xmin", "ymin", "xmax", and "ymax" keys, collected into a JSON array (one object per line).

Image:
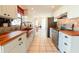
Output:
[{"xmin": 27, "ymin": 31, "xmax": 59, "ymax": 53}]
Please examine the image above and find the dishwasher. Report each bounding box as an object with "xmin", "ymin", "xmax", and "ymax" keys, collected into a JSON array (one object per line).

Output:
[{"xmin": 52, "ymin": 28, "xmax": 59, "ymax": 49}]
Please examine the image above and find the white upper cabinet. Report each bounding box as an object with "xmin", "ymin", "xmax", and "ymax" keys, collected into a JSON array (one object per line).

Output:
[
  {"xmin": 7, "ymin": 5, "xmax": 17, "ymax": 19},
  {"xmin": 0, "ymin": 5, "xmax": 7, "ymax": 17},
  {"xmin": 0, "ymin": 5, "xmax": 17, "ymax": 19},
  {"xmin": 0, "ymin": 6, "xmax": 2, "ymax": 16}
]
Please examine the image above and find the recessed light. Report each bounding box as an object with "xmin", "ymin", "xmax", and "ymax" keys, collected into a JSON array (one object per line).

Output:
[
  {"xmin": 31, "ymin": 8, "xmax": 34, "ymax": 10},
  {"xmin": 51, "ymin": 6, "xmax": 55, "ymax": 9}
]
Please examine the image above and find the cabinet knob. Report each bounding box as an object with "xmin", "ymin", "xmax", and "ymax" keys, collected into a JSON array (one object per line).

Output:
[
  {"xmin": 65, "ymin": 36, "xmax": 68, "ymax": 38},
  {"xmin": 18, "ymin": 38, "xmax": 22, "ymax": 41},
  {"xmin": 21, "ymin": 42, "xmax": 23, "ymax": 44},
  {"xmin": 4, "ymin": 13, "xmax": 6, "ymax": 15},
  {"xmin": 64, "ymin": 42, "xmax": 68, "ymax": 46},
  {"xmin": 8, "ymin": 14, "xmax": 10, "ymax": 16},
  {"xmin": 63, "ymin": 51, "xmax": 66, "ymax": 53},
  {"xmin": 19, "ymin": 44, "xmax": 21, "ymax": 45}
]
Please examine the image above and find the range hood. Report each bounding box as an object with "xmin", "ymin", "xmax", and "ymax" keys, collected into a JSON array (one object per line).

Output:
[{"xmin": 56, "ymin": 12, "xmax": 67, "ymax": 19}]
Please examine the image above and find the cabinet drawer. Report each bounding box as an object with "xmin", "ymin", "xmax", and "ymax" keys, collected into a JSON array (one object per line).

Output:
[
  {"xmin": 62, "ymin": 33, "xmax": 71, "ymax": 43},
  {"xmin": 63, "ymin": 41, "xmax": 71, "ymax": 46},
  {"xmin": 62, "ymin": 41, "xmax": 71, "ymax": 53},
  {"xmin": 16, "ymin": 34, "xmax": 26, "ymax": 46},
  {"xmin": 63, "ymin": 44, "xmax": 72, "ymax": 53},
  {"xmin": 63, "ymin": 36, "xmax": 71, "ymax": 46},
  {"xmin": 16, "ymin": 33, "xmax": 26, "ymax": 42},
  {"xmin": 0, "ymin": 5, "xmax": 17, "ymax": 18}
]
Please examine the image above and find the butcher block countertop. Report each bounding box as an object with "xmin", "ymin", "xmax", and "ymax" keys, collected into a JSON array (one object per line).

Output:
[
  {"xmin": 60, "ymin": 30, "xmax": 79, "ymax": 36},
  {"xmin": 0, "ymin": 31, "xmax": 26, "ymax": 46}
]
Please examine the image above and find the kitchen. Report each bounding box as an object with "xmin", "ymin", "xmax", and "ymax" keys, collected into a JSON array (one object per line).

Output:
[
  {"xmin": 0, "ymin": 5, "xmax": 79, "ymax": 53},
  {"xmin": 0, "ymin": 5, "xmax": 35, "ymax": 53}
]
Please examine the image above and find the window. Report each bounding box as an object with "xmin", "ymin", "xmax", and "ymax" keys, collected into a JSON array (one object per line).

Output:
[
  {"xmin": 11, "ymin": 13, "xmax": 21, "ymax": 25},
  {"xmin": 11, "ymin": 18, "xmax": 21, "ymax": 25},
  {"xmin": 54, "ymin": 18, "xmax": 58, "ymax": 22}
]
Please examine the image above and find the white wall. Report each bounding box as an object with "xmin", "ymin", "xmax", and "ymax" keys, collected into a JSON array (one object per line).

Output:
[
  {"xmin": 32, "ymin": 13, "xmax": 52, "ymax": 39},
  {"xmin": 24, "ymin": 6, "xmax": 54, "ymax": 38},
  {"xmin": 53, "ymin": 5, "xmax": 79, "ymax": 18}
]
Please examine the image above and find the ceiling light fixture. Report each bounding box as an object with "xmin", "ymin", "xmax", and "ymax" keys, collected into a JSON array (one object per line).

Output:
[{"xmin": 31, "ymin": 8, "xmax": 34, "ymax": 10}]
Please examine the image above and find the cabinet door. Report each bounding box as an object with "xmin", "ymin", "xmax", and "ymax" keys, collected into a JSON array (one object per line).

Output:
[
  {"xmin": 58, "ymin": 32, "xmax": 72, "ymax": 53},
  {"xmin": 0, "ymin": 5, "xmax": 17, "ymax": 19},
  {"xmin": 12, "ymin": 33, "xmax": 27, "ymax": 53},
  {"xmin": 58, "ymin": 32, "xmax": 64, "ymax": 53},
  {"xmin": 2, "ymin": 38, "xmax": 18, "ymax": 53},
  {"xmin": 0, "ymin": 46, "xmax": 2, "ymax": 53},
  {"xmin": 7, "ymin": 5, "xmax": 17, "ymax": 19},
  {"xmin": 11, "ymin": 5, "xmax": 17, "ymax": 19},
  {"xmin": 1, "ymin": 5, "xmax": 7, "ymax": 17},
  {"xmin": 52, "ymin": 29, "xmax": 55, "ymax": 39},
  {"xmin": 2, "ymin": 33, "xmax": 27, "ymax": 53},
  {"xmin": 63, "ymin": 43, "xmax": 71, "ymax": 53},
  {"xmin": 0, "ymin": 6, "xmax": 2, "ymax": 16},
  {"xmin": 50, "ymin": 28, "xmax": 53, "ymax": 39},
  {"xmin": 20, "ymin": 33, "xmax": 27, "ymax": 52},
  {"xmin": 26, "ymin": 31, "xmax": 34, "ymax": 51},
  {"xmin": 62, "ymin": 34, "xmax": 71, "ymax": 53}
]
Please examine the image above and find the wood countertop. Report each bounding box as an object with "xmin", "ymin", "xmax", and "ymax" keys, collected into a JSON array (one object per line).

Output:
[
  {"xmin": 0, "ymin": 31, "xmax": 26, "ymax": 46},
  {"xmin": 60, "ymin": 30, "xmax": 79, "ymax": 36}
]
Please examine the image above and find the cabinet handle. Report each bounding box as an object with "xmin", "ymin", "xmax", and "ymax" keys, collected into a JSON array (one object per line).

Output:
[
  {"xmin": 63, "ymin": 51, "xmax": 66, "ymax": 53},
  {"xmin": 64, "ymin": 42, "xmax": 68, "ymax": 46},
  {"xmin": 19, "ymin": 44, "xmax": 21, "ymax": 45},
  {"xmin": 65, "ymin": 36, "xmax": 68, "ymax": 38},
  {"xmin": 8, "ymin": 14, "xmax": 10, "ymax": 16},
  {"xmin": 21, "ymin": 42, "xmax": 23, "ymax": 44},
  {"xmin": 4, "ymin": 13, "xmax": 6, "ymax": 15},
  {"xmin": 18, "ymin": 38, "xmax": 22, "ymax": 41}
]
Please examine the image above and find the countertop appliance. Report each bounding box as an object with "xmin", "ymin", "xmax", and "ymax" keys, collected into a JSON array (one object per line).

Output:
[{"xmin": 61, "ymin": 24, "xmax": 74, "ymax": 31}]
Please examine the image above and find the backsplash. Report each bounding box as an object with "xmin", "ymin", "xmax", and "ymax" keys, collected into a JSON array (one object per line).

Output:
[
  {"xmin": 0, "ymin": 18, "xmax": 11, "ymax": 27},
  {"xmin": 57, "ymin": 18, "xmax": 79, "ymax": 31},
  {"xmin": 0, "ymin": 25, "xmax": 20, "ymax": 34}
]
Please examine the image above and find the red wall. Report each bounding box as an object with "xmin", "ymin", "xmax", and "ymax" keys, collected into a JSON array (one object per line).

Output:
[{"xmin": 17, "ymin": 6, "xmax": 24, "ymax": 16}]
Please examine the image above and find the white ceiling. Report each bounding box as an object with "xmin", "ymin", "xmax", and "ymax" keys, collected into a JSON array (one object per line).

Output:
[{"xmin": 22, "ymin": 5, "xmax": 61, "ymax": 17}]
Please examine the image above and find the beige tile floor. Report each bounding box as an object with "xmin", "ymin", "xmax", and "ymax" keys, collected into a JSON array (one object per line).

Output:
[{"xmin": 27, "ymin": 31, "xmax": 59, "ymax": 53}]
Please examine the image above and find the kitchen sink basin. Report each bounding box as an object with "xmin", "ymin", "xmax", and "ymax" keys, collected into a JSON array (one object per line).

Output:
[{"xmin": 23, "ymin": 28, "xmax": 33, "ymax": 31}]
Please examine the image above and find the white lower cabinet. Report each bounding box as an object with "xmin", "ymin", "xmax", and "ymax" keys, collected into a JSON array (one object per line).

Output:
[
  {"xmin": 63, "ymin": 44, "xmax": 71, "ymax": 53},
  {"xmin": 58, "ymin": 32, "xmax": 79, "ymax": 53},
  {"xmin": 58, "ymin": 32, "xmax": 64, "ymax": 53},
  {"xmin": 1, "ymin": 33, "xmax": 27, "ymax": 53},
  {"xmin": 26, "ymin": 31, "xmax": 34, "ymax": 52},
  {"xmin": 0, "ymin": 30, "xmax": 34, "ymax": 53}
]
